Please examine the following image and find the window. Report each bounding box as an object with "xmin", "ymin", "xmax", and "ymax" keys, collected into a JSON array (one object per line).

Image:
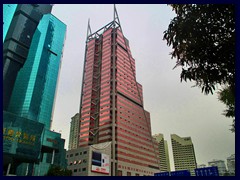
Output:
[
  {"xmin": 127, "ymin": 172, "xmax": 131, "ymax": 176},
  {"xmin": 75, "ymin": 153, "xmax": 79, "ymax": 156},
  {"xmin": 82, "ymin": 168, "xmax": 86, "ymax": 171},
  {"xmin": 74, "ymin": 169, "xmax": 77, "ymax": 172},
  {"xmin": 118, "ymin": 170, "xmax": 123, "ymax": 176},
  {"xmin": 83, "ymin": 151, "xmax": 87, "ymax": 154}
]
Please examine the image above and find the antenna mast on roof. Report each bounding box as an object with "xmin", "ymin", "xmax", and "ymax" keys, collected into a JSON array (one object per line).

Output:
[
  {"xmin": 86, "ymin": 18, "xmax": 92, "ymax": 42},
  {"xmin": 113, "ymin": 4, "xmax": 122, "ymax": 31}
]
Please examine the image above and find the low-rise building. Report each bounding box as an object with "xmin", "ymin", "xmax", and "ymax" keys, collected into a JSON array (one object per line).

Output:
[{"xmin": 66, "ymin": 142, "xmax": 111, "ymax": 176}]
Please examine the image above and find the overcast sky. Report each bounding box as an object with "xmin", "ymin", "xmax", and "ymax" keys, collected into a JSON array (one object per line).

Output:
[{"xmin": 51, "ymin": 4, "xmax": 235, "ymax": 170}]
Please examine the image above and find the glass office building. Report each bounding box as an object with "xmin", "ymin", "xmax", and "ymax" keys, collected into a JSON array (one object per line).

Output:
[
  {"xmin": 3, "ymin": 10, "xmax": 67, "ymax": 176},
  {"xmin": 3, "ymin": 4, "xmax": 17, "ymax": 42},
  {"xmin": 8, "ymin": 13, "xmax": 66, "ymax": 130},
  {"xmin": 3, "ymin": 4, "xmax": 53, "ymax": 111}
]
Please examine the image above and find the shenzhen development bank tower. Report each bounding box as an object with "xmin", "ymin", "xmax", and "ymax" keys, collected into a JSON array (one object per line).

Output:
[{"xmin": 78, "ymin": 6, "xmax": 160, "ymax": 176}]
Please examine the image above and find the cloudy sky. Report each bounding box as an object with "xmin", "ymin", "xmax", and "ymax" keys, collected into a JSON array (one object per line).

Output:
[{"xmin": 51, "ymin": 4, "xmax": 235, "ymax": 170}]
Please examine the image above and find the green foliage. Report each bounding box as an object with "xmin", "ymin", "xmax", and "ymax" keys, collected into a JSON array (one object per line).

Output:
[
  {"xmin": 218, "ymin": 85, "xmax": 235, "ymax": 132},
  {"xmin": 163, "ymin": 4, "xmax": 235, "ymax": 131},
  {"xmin": 163, "ymin": 4, "xmax": 235, "ymax": 95},
  {"xmin": 45, "ymin": 165, "xmax": 72, "ymax": 176}
]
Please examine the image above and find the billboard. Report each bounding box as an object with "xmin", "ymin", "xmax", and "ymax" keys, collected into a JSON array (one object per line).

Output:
[
  {"xmin": 195, "ymin": 166, "xmax": 219, "ymax": 176},
  {"xmin": 91, "ymin": 151, "xmax": 110, "ymax": 174}
]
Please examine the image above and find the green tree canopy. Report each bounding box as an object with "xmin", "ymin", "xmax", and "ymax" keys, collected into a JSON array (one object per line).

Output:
[
  {"xmin": 163, "ymin": 4, "xmax": 235, "ymax": 131},
  {"xmin": 45, "ymin": 165, "xmax": 72, "ymax": 176},
  {"xmin": 163, "ymin": 4, "xmax": 235, "ymax": 94}
]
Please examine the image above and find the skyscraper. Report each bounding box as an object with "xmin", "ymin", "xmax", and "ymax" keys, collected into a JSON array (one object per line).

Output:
[
  {"xmin": 78, "ymin": 6, "xmax": 159, "ymax": 176},
  {"xmin": 68, "ymin": 113, "xmax": 80, "ymax": 150},
  {"xmin": 171, "ymin": 134, "xmax": 197, "ymax": 176},
  {"xmin": 3, "ymin": 4, "xmax": 17, "ymax": 42},
  {"xmin": 3, "ymin": 5, "xmax": 67, "ymax": 176},
  {"xmin": 3, "ymin": 4, "xmax": 53, "ymax": 110},
  {"xmin": 153, "ymin": 133, "xmax": 171, "ymax": 172},
  {"xmin": 8, "ymin": 13, "xmax": 66, "ymax": 130}
]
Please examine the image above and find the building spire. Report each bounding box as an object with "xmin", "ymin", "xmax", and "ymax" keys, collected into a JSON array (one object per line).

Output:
[
  {"xmin": 86, "ymin": 18, "xmax": 92, "ymax": 41},
  {"xmin": 113, "ymin": 4, "xmax": 121, "ymax": 31}
]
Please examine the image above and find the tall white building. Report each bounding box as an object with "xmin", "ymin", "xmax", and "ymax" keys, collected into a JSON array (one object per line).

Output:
[
  {"xmin": 171, "ymin": 134, "xmax": 197, "ymax": 176},
  {"xmin": 68, "ymin": 113, "xmax": 80, "ymax": 150},
  {"xmin": 208, "ymin": 159, "xmax": 227, "ymax": 176},
  {"xmin": 153, "ymin": 133, "xmax": 171, "ymax": 172}
]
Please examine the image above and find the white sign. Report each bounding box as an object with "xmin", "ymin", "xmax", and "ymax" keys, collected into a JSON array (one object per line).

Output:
[{"xmin": 91, "ymin": 151, "xmax": 110, "ymax": 174}]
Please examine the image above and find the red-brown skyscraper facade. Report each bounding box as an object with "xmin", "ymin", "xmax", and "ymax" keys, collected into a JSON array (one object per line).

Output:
[{"xmin": 78, "ymin": 7, "xmax": 159, "ymax": 176}]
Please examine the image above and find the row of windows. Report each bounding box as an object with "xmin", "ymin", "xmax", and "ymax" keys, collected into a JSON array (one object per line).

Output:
[
  {"xmin": 72, "ymin": 167, "xmax": 86, "ymax": 173},
  {"xmin": 117, "ymin": 112, "xmax": 148, "ymax": 130},
  {"xmin": 101, "ymin": 47, "xmax": 112, "ymax": 56},
  {"xmin": 69, "ymin": 159, "xmax": 87, "ymax": 166},
  {"xmin": 116, "ymin": 53, "xmax": 134, "ymax": 72},
  {"xmin": 117, "ymin": 97, "xmax": 146, "ymax": 115},
  {"xmin": 117, "ymin": 139, "xmax": 156, "ymax": 159},
  {"xmin": 85, "ymin": 58, "xmax": 95, "ymax": 68},
  {"xmin": 67, "ymin": 151, "xmax": 87, "ymax": 158},
  {"xmin": 117, "ymin": 130, "xmax": 154, "ymax": 150},
  {"xmin": 101, "ymin": 50, "xmax": 112, "ymax": 60},
  {"xmin": 116, "ymin": 77, "xmax": 137, "ymax": 92},
  {"xmin": 117, "ymin": 117, "xmax": 147, "ymax": 130},
  {"xmin": 117, "ymin": 135, "xmax": 156, "ymax": 154},
  {"xmin": 84, "ymin": 60, "xmax": 95, "ymax": 69},
  {"xmin": 116, "ymin": 49, "xmax": 132, "ymax": 64},
  {"xmin": 118, "ymin": 157, "xmax": 156, "ymax": 173},
  {"xmin": 117, "ymin": 99, "xmax": 144, "ymax": 114},
  {"xmin": 102, "ymin": 29, "xmax": 112, "ymax": 37},
  {"xmin": 116, "ymin": 51, "xmax": 135, "ymax": 65},
  {"xmin": 117, "ymin": 151, "xmax": 158, "ymax": 171},
  {"xmin": 116, "ymin": 65, "xmax": 135, "ymax": 83},
  {"xmin": 115, "ymin": 60, "xmax": 135, "ymax": 78},
  {"xmin": 117, "ymin": 91, "xmax": 143, "ymax": 107},
  {"xmin": 117, "ymin": 90, "xmax": 142, "ymax": 107},
  {"xmin": 116, "ymin": 49, "xmax": 135, "ymax": 66},
  {"xmin": 116, "ymin": 34, "xmax": 127, "ymax": 46},
  {"xmin": 117, "ymin": 120, "xmax": 150, "ymax": 138},
  {"xmin": 101, "ymin": 54, "xmax": 111, "ymax": 65},
  {"xmin": 118, "ymin": 164, "xmax": 154, "ymax": 175}
]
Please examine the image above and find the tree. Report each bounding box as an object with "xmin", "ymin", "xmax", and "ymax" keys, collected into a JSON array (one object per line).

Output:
[
  {"xmin": 163, "ymin": 4, "xmax": 235, "ymax": 130},
  {"xmin": 45, "ymin": 165, "xmax": 72, "ymax": 176},
  {"xmin": 218, "ymin": 85, "xmax": 235, "ymax": 132}
]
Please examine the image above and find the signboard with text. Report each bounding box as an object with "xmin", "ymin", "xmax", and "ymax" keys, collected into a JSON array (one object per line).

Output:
[
  {"xmin": 91, "ymin": 151, "xmax": 110, "ymax": 174},
  {"xmin": 3, "ymin": 111, "xmax": 44, "ymax": 161}
]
